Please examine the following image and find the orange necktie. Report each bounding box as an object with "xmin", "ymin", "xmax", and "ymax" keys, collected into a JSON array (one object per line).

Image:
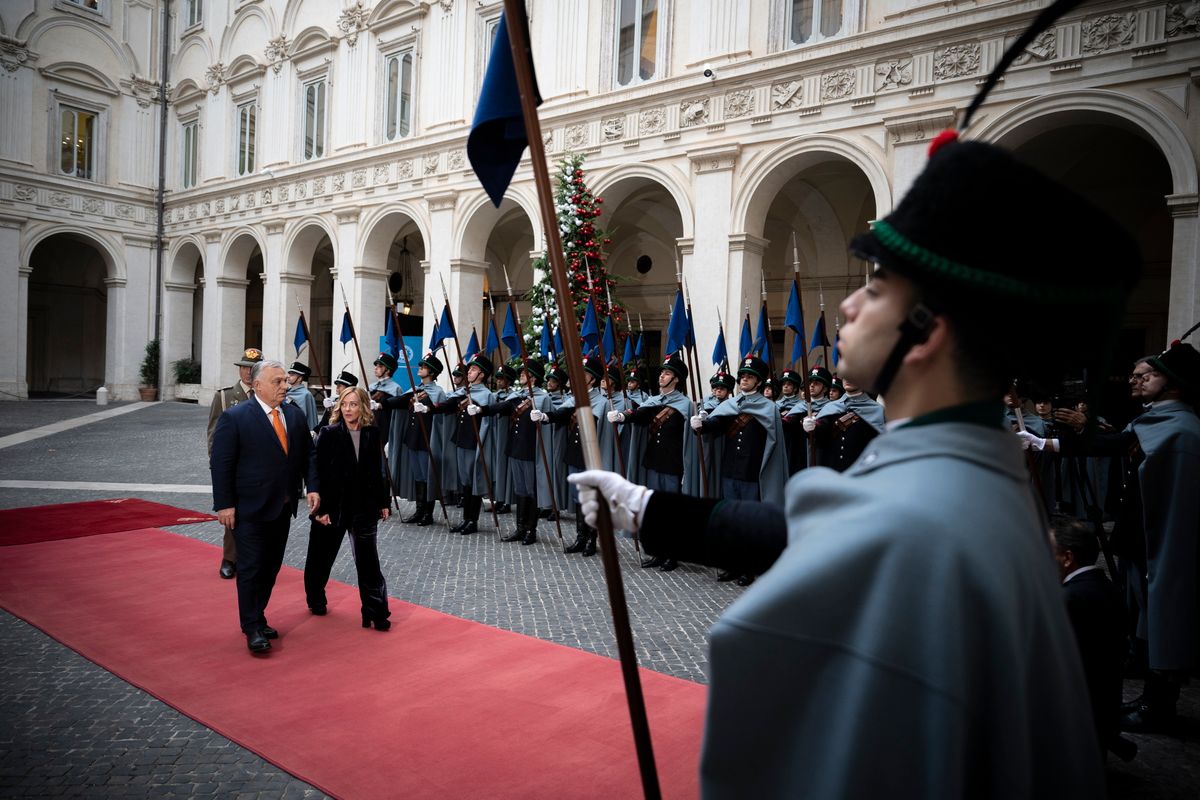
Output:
[{"xmin": 270, "ymin": 408, "xmax": 288, "ymax": 454}]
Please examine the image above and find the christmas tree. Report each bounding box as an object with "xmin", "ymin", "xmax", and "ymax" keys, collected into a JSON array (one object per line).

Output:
[{"xmin": 524, "ymin": 154, "xmax": 624, "ymax": 358}]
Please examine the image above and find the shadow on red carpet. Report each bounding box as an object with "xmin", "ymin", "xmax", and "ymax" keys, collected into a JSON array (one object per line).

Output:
[
  {"xmin": 0, "ymin": 499, "xmax": 215, "ymax": 546},
  {"xmin": 0, "ymin": 528, "xmax": 705, "ymax": 799}
]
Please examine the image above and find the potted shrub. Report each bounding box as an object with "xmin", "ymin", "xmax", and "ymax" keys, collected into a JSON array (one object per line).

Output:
[
  {"xmin": 173, "ymin": 357, "xmax": 202, "ymax": 401},
  {"xmin": 138, "ymin": 339, "xmax": 160, "ymax": 401}
]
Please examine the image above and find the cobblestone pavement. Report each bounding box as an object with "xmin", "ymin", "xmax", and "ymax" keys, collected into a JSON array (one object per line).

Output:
[{"xmin": 0, "ymin": 400, "xmax": 1197, "ymax": 798}]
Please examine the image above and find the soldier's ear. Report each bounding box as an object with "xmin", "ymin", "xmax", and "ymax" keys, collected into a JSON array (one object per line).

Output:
[{"xmin": 901, "ymin": 315, "xmax": 952, "ymax": 370}]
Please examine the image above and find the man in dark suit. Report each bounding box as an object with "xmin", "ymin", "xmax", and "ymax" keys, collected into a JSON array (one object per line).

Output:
[
  {"xmin": 211, "ymin": 359, "xmax": 320, "ymax": 654},
  {"xmin": 1053, "ymin": 516, "xmax": 1134, "ymax": 761}
]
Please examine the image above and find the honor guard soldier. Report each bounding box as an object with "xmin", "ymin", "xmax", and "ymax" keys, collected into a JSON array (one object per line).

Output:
[
  {"xmin": 420, "ymin": 354, "xmax": 496, "ymax": 534},
  {"xmin": 800, "ymin": 377, "xmax": 885, "ymax": 472},
  {"xmin": 474, "ymin": 357, "xmax": 555, "ymax": 545},
  {"xmin": 207, "ymin": 346, "xmax": 263, "ymax": 579},
  {"xmin": 624, "ymin": 364, "xmax": 648, "ymax": 405},
  {"xmin": 490, "ymin": 361, "xmax": 520, "ymax": 514},
  {"xmin": 284, "ymin": 362, "xmax": 320, "ymax": 431},
  {"xmin": 783, "ymin": 365, "xmax": 835, "ymax": 470},
  {"xmin": 609, "ymin": 353, "xmax": 699, "ymax": 571},
  {"xmin": 701, "ymin": 371, "xmax": 736, "ymax": 492},
  {"xmin": 369, "ymin": 353, "xmax": 402, "ymax": 448},
  {"xmin": 570, "ymin": 128, "xmax": 1140, "ymax": 797},
  {"xmin": 449, "ymin": 364, "xmax": 467, "ymax": 390},
  {"xmin": 776, "ymin": 370, "xmax": 803, "ymax": 415},
  {"xmin": 761, "ymin": 376, "xmax": 779, "ymax": 401},
  {"xmin": 542, "ymin": 364, "xmax": 571, "ymax": 517},
  {"xmin": 703, "ymin": 371, "xmax": 735, "ymax": 412},
  {"xmin": 385, "ymin": 353, "xmax": 451, "ymax": 526},
  {"xmin": 533, "ymin": 356, "xmax": 615, "ymax": 556},
  {"xmin": 828, "ymin": 376, "xmax": 845, "ymax": 401}
]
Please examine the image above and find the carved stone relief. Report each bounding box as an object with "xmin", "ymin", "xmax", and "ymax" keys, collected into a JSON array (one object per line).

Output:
[
  {"xmin": 205, "ymin": 63, "xmax": 227, "ymax": 94},
  {"xmin": 1082, "ymin": 14, "xmax": 1136, "ymax": 53},
  {"xmin": 278, "ymin": 185, "xmax": 289, "ymax": 202},
  {"xmin": 565, "ymin": 124, "xmax": 588, "ymax": 148},
  {"xmin": 0, "ymin": 40, "xmax": 30, "ymax": 72},
  {"xmin": 313, "ymin": 176, "xmax": 326, "ymax": 195},
  {"xmin": 373, "ymin": 164, "xmax": 389, "ymax": 184},
  {"xmin": 724, "ymin": 89, "xmax": 753, "ymax": 119},
  {"xmin": 262, "ymin": 187, "xmax": 273, "ymax": 204},
  {"xmin": 447, "ymin": 150, "xmax": 465, "ymax": 171},
  {"xmin": 771, "ymin": 81, "xmax": 803, "ymax": 110},
  {"xmin": 933, "ymin": 43, "xmax": 980, "ymax": 80},
  {"xmin": 1167, "ymin": 3, "xmax": 1200, "ymax": 37},
  {"xmin": 228, "ymin": 194, "xmax": 239, "ymax": 211},
  {"xmin": 187, "ymin": 205, "xmax": 197, "ymax": 219},
  {"xmin": 265, "ymin": 35, "xmax": 290, "ymax": 73},
  {"xmin": 639, "ymin": 107, "xmax": 665, "ymax": 136},
  {"xmin": 337, "ymin": 2, "xmax": 369, "ymax": 47},
  {"xmin": 130, "ymin": 75, "xmax": 158, "ymax": 108},
  {"xmin": 821, "ymin": 69, "xmax": 856, "ymax": 101},
  {"xmin": 1012, "ymin": 30, "xmax": 1057, "ymax": 65},
  {"xmin": 332, "ymin": 173, "xmax": 345, "ymax": 192},
  {"xmin": 398, "ymin": 159, "xmax": 414, "ymax": 179},
  {"xmin": 423, "ymin": 154, "xmax": 439, "ymax": 176},
  {"xmin": 82, "ymin": 197, "xmax": 103, "ymax": 214},
  {"xmin": 199, "ymin": 201, "xmax": 211, "ymax": 216},
  {"xmin": 601, "ymin": 116, "xmax": 624, "ymax": 141},
  {"xmin": 679, "ymin": 98, "xmax": 709, "ymax": 128},
  {"xmin": 352, "ymin": 169, "xmax": 367, "ymax": 188},
  {"xmin": 244, "ymin": 192, "xmax": 255, "ymax": 209},
  {"xmin": 875, "ymin": 59, "xmax": 913, "ymax": 92},
  {"xmin": 49, "ymin": 192, "xmax": 71, "ymax": 208},
  {"xmin": 14, "ymin": 184, "xmax": 36, "ymax": 202},
  {"xmin": 115, "ymin": 204, "xmax": 134, "ymax": 219},
  {"xmin": 215, "ymin": 198, "xmax": 225, "ymax": 213},
  {"xmin": 294, "ymin": 182, "xmax": 306, "ymax": 199}
]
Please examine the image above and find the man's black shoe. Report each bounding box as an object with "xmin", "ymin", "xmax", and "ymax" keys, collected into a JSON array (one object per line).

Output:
[
  {"xmin": 261, "ymin": 626, "xmax": 279, "ymax": 639},
  {"xmin": 495, "ymin": 502, "xmax": 511, "ymax": 514},
  {"xmin": 736, "ymin": 574, "xmax": 756, "ymax": 587},
  {"xmin": 501, "ymin": 528, "xmax": 524, "ymax": 542},
  {"xmin": 450, "ymin": 519, "xmax": 470, "ymax": 533},
  {"xmin": 310, "ymin": 605, "xmax": 327, "ymax": 616},
  {"xmin": 219, "ymin": 560, "xmax": 236, "ymax": 579},
  {"xmin": 716, "ymin": 570, "xmax": 737, "ymax": 582},
  {"xmin": 1121, "ymin": 707, "xmax": 1177, "ymax": 734},
  {"xmin": 246, "ymin": 631, "xmax": 271, "ymax": 653},
  {"xmin": 641, "ymin": 556, "xmax": 665, "ymax": 569},
  {"xmin": 659, "ymin": 559, "xmax": 679, "ymax": 572},
  {"xmin": 520, "ymin": 529, "xmax": 538, "ymax": 545},
  {"xmin": 457, "ymin": 521, "xmax": 478, "ymax": 535}
]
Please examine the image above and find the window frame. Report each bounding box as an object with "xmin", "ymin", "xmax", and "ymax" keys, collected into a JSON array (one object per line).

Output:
[
  {"xmin": 613, "ymin": 0, "xmax": 663, "ymax": 89},
  {"xmin": 786, "ymin": 0, "xmax": 847, "ymax": 48},
  {"xmin": 51, "ymin": 94, "xmax": 106, "ymax": 183},
  {"xmin": 180, "ymin": 119, "xmax": 199, "ymax": 189},
  {"xmin": 183, "ymin": 0, "xmax": 203, "ymax": 30},
  {"xmin": 301, "ymin": 76, "xmax": 328, "ymax": 161},
  {"xmin": 382, "ymin": 48, "xmax": 416, "ymax": 142},
  {"xmin": 234, "ymin": 99, "xmax": 257, "ymax": 178}
]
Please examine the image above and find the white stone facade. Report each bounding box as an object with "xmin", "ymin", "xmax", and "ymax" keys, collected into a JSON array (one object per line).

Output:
[{"xmin": 1, "ymin": 0, "xmax": 1197, "ymax": 400}]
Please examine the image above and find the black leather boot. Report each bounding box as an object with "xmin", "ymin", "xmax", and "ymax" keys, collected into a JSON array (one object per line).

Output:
[
  {"xmin": 564, "ymin": 515, "xmax": 588, "ymax": 553},
  {"xmin": 451, "ymin": 490, "xmax": 475, "ymax": 533},
  {"xmin": 417, "ymin": 497, "xmax": 436, "ymax": 526},
  {"xmin": 520, "ymin": 497, "xmax": 539, "ymax": 545},
  {"xmin": 582, "ymin": 528, "xmax": 598, "ymax": 557},
  {"xmin": 501, "ymin": 496, "xmax": 527, "ymax": 542},
  {"xmin": 458, "ymin": 494, "xmax": 480, "ymax": 534},
  {"xmin": 402, "ymin": 482, "xmax": 426, "ymax": 523}
]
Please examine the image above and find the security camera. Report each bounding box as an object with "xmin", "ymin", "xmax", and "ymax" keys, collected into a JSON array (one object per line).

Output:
[
  {"xmin": 259, "ymin": 166, "xmax": 276, "ymax": 179},
  {"xmin": 702, "ymin": 64, "xmax": 715, "ymax": 79}
]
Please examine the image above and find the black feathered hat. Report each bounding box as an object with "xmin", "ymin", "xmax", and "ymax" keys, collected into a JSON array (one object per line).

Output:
[
  {"xmin": 661, "ymin": 353, "xmax": 688, "ymax": 383},
  {"xmin": 419, "ymin": 352, "xmax": 443, "ymax": 376}
]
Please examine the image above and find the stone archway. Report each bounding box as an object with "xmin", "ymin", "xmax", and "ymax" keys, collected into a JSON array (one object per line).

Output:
[
  {"xmin": 283, "ymin": 221, "xmax": 337, "ymax": 387},
  {"xmin": 163, "ymin": 239, "xmax": 204, "ymax": 397},
  {"xmin": 359, "ymin": 207, "xmax": 430, "ymax": 376},
  {"xmin": 26, "ymin": 232, "xmax": 115, "ymax": 396}
]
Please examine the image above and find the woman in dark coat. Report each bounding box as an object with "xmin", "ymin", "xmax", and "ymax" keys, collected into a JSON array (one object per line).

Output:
[{"xmin": 303, "ymin": 386, "xmax": 393, "ymax": 630}]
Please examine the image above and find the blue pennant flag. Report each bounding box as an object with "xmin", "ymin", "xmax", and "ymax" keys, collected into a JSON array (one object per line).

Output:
[
  {"xmin": 553, "ymin": 326, "xmax": 563, "ymax": 359},
  {"xmin": 785, "ymin": 281, "xmax": 806, "ymax": 363},
  {"xmin": 711, "ymin": 327, "xmax": 728, "ymax": 367},
  {"xmin": 294, "ymin": 316, "xmax": 307, "ymax": 356},
  {"xmin": 467, "ymin": 10, "xmax": 542, "ymax": 208},
  {"xmin": 601, "ymin": 318, "xmax": 617, "ymax": 363},
  {"xmin": 428, "ymin": 304, "xmax": 453, "ymax": 351},
  {"xmin": 634, "ymin": 334, "xmax": 644, "ymax": 358},
  {"xmin": 739, "ymin": 317, "xmax": 753, "ymax": 360},
  {"xmin": 810, "ymin": 311, "xmax": 830, "ymax": 351},
  {"xmin": 464, "ymin": 330, "xmax": 479, "ymax": 362},
  {"xmin": 832, "ymin": 331, "xmax": 840, "ymax": 366},
  {"xmin": 501, "ymin": 304, "xmax": 522, "ymax": 356},
  {"xmin": 753, "ymin": 304, "xmax": 770, "ymax": 364},
  {"xmin": 580, "ymin": 298, "xmax": 600, "ymax": 355},
  {"xmin": 540, "ymin": 320, "xmax": 554, "ymax": 361},
  {"xmin": 485, "ymin": 316, "xmax": 500, "ymax": 356},
  {"xmin": 686, "ymin": 306, "xmax": 697, "ymax": 349},
  {"xmin": 665, "ymin": 290, "xmax": 688, "ymax": 355},
  {"xmin": 622, "ymin": 332, "xmax": 634, "ymax": 365},
  {"xmin": 382, "ymin": 309, "xmax": 400, "ymax": 356},
  {"xmin": 339, "ymin": 311, "xmax": 353, "ymax": 346}
]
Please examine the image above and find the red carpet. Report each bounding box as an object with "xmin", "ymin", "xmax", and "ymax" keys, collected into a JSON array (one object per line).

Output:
[
  {"xmin": 0, "ymin": 529, "xmax": 705, "ymax": 799},
  {"xmin": 0, "ymin": 499, "xmax": 215, "ymax": 546}
]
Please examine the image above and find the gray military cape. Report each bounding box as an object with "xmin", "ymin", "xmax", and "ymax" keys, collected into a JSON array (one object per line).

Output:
[
  {"xmin": 1128, "ymin": 400, "xmax": 1200, "ymax": 670},
  {"xmin": 500, "ymin": 387, "xmax": 556, "ymax": 508},
  {"xmin": 490, "ymin": 386, "xmax": 516, "ymax": 504},
  {"xmin": 700, "ymin": 393, "xmax": 726, "ymax": 494},
  {"xmin": 701, "ymin": 420, "xmax": 1104, "ymax": 798},
  {"xmin": 285, "ymin": 385, "xmax": 319, "ymax": 430},
  {"xmin": 815, "ymin": 392, "xmax": 886, "ymax": 432},
  {"xmin": 707, "ymin": 392, "xmax": 788, "ymax": 505},
  {"xmin": 388, "ymin": 382, "xmax": 454, "ymax": 501},
  {"xmin": 624, "ymin": 390, "xmax": 701, "ymax": 497},
  {"xmin": 445, "ymin": 384, "xmax": 496, "ymax": 495},
  {"xmin": 545, "ymin": 390, "xmax": 571, "ymax": 510},
  {"xmin": 547, "ymin": 386, "xmax": 615, "ymax": 511}
]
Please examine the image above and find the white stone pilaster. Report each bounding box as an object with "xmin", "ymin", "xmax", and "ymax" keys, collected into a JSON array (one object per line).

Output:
[
  {"xmin": 334, "ymin": 32, "xmax": 369, "ymax": 152},
  {"xmin": 0, "ymin": 218, "xmax": 26, "ymax": 398},
  {"xmin": 687, "ymin": 145, "xmax": 739, "ymax": 383},
  {"xmin": 119, "ymin": 98, "xmax": 157, "ymax": 188},
  {"xmin": 260, "ymin": 221, "xmax": 287, "ymax": 361},
  {"xmin": 449, "ymin": 258, "xmax": 487, "ymax": 360},
  {"xmin": 882, "ymin": 108, "xmax": 957, "ymax": 203},
  {"xmin": 425, "ymin": 190, "xmax": 459, "ymax": 351},
  {"xmin": 111, "ymin": 235, "xmax": 155, "ymax": 399},
  {"xmin": 201, "ymin": 231, "xmax": 247, "ymax": 391},
  {"xmin": 161, "ymin": 279, "xmax": 196, "ymax": 399},
  {"xmin": 1166, "ymin": 193, "xmax": 1200, "ymax": 348},
  {"xmin": 203, "ymin": 85, "xmax": 230, "ymax": 183},
  {"xmin": 0, "ymin": 58, "xmax": 34, "ymax": 165}
]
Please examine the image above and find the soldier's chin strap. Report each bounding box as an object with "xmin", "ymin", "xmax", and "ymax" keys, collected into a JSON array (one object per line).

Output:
[{"xmin": 870, "ymin": 303, "xmax": 936, "ymax": 397}]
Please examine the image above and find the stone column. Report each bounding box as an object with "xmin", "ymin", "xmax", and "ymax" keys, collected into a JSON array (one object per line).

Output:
[
  {"xmin": 0, "ymin": 46, "xmax": 35, "ymax": 165},
  {"xmin": 259, "ymin": 221, "xmax": 287, "ymax": 361},
  {"xmin": 0, "ymin": 216, "xmax": 25, "ymax": 398},
  {"xmin": 1166, "ymin": 193, "xmax": 1200, "ymax": 348},
  {"xmin": 686, "ymin": 145, "xmax": 740, "ymax": 385},
  {"xmin": 449, "ymin": 258, "xmax": 488, "ymax": 359},
  {"xmin": 424, "ymin": 190, "xmax": 458, "ymax": 355},
  {"xmin": 333, "ymin": 208, "xmax": 382, "ymax": 385},
  {"xmin": 200, "ymin": 231, "xmax": 247, "ymax": 392},
  {"xmin": 113, "ymin": 234, "xmax": 155, "ymax": 399},
  {"xmin": 725, "ymin": 233, "xmax": 769, "ymax": 363},
  {"xmin": 882, "ymin": 108, "xmax": 956, "ymax": 203},
  {"xmin": 161, "ymin": 278, "xmax": 197, "ymax": 400}
]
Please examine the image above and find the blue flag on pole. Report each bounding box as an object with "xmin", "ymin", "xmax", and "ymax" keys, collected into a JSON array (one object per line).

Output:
[
  {"xmin": 540, "ymin": 321, "xmax": 554, "ymax": 361},
  {"xmin": 339, "ymin": 311, "xmax": 353, "ymax": 346},
  {"xmin": 294, "ymin": 316, "xmax": 307, "ymax": 355},
  {"xmin": 464, "ymin": 330, "xmax": 480, "ymax": 362},
  {"xmin": 622, "ymin": 332, "xmax": 634, "ymax": 365},
  {"xmin": 428, "ymin": 304, "xmax": 453, "ymax": 351},
  {"xmin": 686, "ymin": 306, "xmax": 697, "ymax": 349},
  {"xmin": 810, "ymin": 311, "xmax": 830, "ymax": 351},
  {"xmin": 665, "ymin": 290, "xmax": 688, "ymax": 354},
  {"xmin": 739, "ymin": 317, "xmax": 753, "ymax": 360},
  {"xmin": 580, "ymin": 298, "xmax": 600, "ymax": 355},
  {"xmin": 554, "ymin": 327, "xmax": 563, "ymax": 359},
  {"xmin": 501, "ymin": 304, "xmax": 521, "ymax": 356},
  {"xmin": 601, "ymin": 318, "xmax": 617, "ymax": 363},
  {"xmin": 753, "ymin": 304, "xmax": 770, "ymax": 364},
  {"xmin": 485, "ymin": 317, "xmax": 500, "ymax": 356},
  {"xmin": 832, "ymin": 331, "xmax": 840, "ymax": 366},
  {"xmin": 712, "ymin": 328, "xmax": 727, "ymax": 367},
  {"xmin": 382, "ymin": 309, "xmax": 400, "ymax": 356},
  {"xmin": 467, "ymin": 10, "xmax": 542, "ymax": 208},
  {"xmin": 785, "ymin": 281, "xmax": 806, "ymax": 363}
]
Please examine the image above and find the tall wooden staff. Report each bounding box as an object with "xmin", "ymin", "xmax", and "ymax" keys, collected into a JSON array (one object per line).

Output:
[
  {"xmin": 502, "ymin": 265, "xmax": 565, "ymax": 546},
  {"xmin": 818, "ymin": 284, "xmax": 830, "ymax": 368},
  {"xmin": 438, "ymin": 276, "xmax": 502, "ymax": 532},
  {"xmin": 338, "ymin": 284, "xmax": 399, "ymax": 511},
  {"xmin": 501, "ymin": 3, "xmax": 660, "ymax": 794},
  {"xmin": 586, "ymin": 258, "xmax": 628, "ymax": 477},
  {"xmin": 389, "ymin": 301, "xmax": 451, "ymax": 523},
  {"xmin": 294, "ymin": 296, "xmax": 326, "ymax": 399},
  {"xmin": 760, "ymin": 274, "xmax": 775, "ymax": 376},
  {"xmin": 791, "ymin": 234, "xmax": 817, "ymax": 467},
  {"xmin": 678, "ymin": 274, "xmax": 709, "ymax": 498}
]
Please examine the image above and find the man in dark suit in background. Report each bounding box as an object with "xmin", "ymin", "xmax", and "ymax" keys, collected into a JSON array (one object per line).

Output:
[{"xmin": 211, "ymin": 359, "xmax": 320, "ymax": 654}]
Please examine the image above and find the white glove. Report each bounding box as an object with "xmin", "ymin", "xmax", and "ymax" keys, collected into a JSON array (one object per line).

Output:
[
  {"xmin": 801, "ymin": 415, "xmax": 817, "ymax": 433},
  {"xmin": 689, "ymin": 414, "xmax": 705, "ymax": 431},
  {"xmin": 322, "ymin": 397, "xmax": 335, "ymax": 409},
  {"xmin": 1016, "ymin": 431, "xmax": 1047, "ymax": 451},
  {"xmin": 607, "ymin": 411, "xmax": 625, "ymax": 424},
  {"xmin": 370, "ymin": 400, "xmax": 381, "ymax": 411},
  {"xmin": 530, "ymin": 409, "xmax": 546, "ymax": 422},
  {"xmin": 412, "ymin": 401, "xmax": 428, "ymax": 414},
  {"xmin": 467, "ymin": 403, "xmax": 481, "ymax": 416},
  {"xmin": 567, "ymin": 470, "xmax": 652, "ymax": 533}
]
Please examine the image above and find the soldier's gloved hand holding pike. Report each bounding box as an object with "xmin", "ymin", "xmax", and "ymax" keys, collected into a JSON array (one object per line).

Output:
[
  {"xmin": 467, "ymin": 403, "xmax": 481, "ymax": 416},
  {"xmin": 323, "ymin": 397, "xmax": 336, "ymax": 409},
  {"xmin": 607, "ymin": 411, "xmax": 625, "ymax": 423},
  {"xmin": 530, "ymin": 409, "xmax": 546, "ymax": 422},
  {"xmin": 412, "ymin": 400, "xmax": 428, "ymax": 414},
  {"xmin": 1017, "ymin": 431, "xmax": 1058, "ymax": 452},
  {"xmin": 689, "ymin": 410, "xmax": 708, "ymax": 430},
  {"xmin": 802, "ymin": 415, "xmax": 817, "ymax": 433},
  {"xmin": 568, "ymin": 470, "xmax": 652, "ymax": 533}
]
